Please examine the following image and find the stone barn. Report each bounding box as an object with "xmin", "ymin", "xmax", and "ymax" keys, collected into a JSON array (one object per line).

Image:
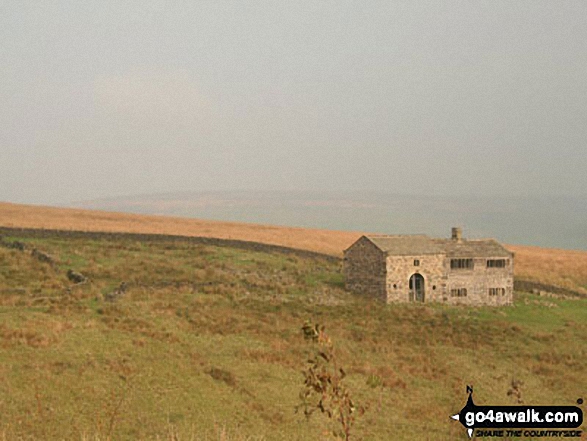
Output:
[{"xmin": 343, "ymin": 228, "xmax": 514, "ymax": 305}]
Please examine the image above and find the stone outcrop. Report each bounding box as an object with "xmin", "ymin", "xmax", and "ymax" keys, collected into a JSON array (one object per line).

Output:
[
  {"xmin": 67, "ymin": 269, "xmax": 87, "ymax": 284},
  {"xmin": 103, "ymin": 282, "xmax": 127, "ymax": 302}
]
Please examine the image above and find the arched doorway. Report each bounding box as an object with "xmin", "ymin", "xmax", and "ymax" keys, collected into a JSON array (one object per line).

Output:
[{"xmin": 409, "ymin": 273, "xmax": 425, "ymax": 302}]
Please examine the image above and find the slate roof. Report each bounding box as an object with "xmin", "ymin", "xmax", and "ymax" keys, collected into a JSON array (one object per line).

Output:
[
  {"xmin": 363, "ymin": 235, "xmax": 512, "ymax": 258},
  {"xmin": 366, "ymin": 235, "xmax": 444, "ymax": 255}
]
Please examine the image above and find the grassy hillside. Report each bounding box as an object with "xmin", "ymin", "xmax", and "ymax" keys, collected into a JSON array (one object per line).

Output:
[
  {"xmin": 0, "ymin": 202, "xmax": 356, "ymax": 257},
  {"xmin": 0, "ymin": 231, "xmax": 585, "ymax": 440},
  {"xmin": 1, "ymin": 202, "xmax": 587, "ymax": 297}
]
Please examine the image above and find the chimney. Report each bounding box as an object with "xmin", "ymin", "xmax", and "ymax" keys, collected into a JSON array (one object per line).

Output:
[{"xmin": 451, "ymin": 227, "xmax": 462, "ymax": 241}]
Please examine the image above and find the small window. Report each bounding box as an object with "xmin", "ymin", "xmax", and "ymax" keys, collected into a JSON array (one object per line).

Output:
[
  {"xmin": 393, "ymin": 284, "xmax": 397, "ymax": 289},
  {"xmin": 414, "ymin": 259, "xmax": 420, "ymax": 266},
  {"xmin": 432, "ymin": 285, "xmax": 436, "ymax": 290},
  {"xmin": 488, "ymin": 288, "xmax": 506, "ymax": 296},
  {"xmin": 450, "ymin": 288, "xmax": 468, "ymax": 297},
  {"xmin": 450, "ymin": 259, "xmax": 474, "ymax": 270},
  {"xmin": 487, "ymin": 259, "xmax": 506, "ymax": 268}
]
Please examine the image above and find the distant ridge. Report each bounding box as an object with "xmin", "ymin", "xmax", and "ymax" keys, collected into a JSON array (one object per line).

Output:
[
  {"xmin": 0, "ymin": 201, "xmax": 360, "ymax": 257},
  {"xmin": 1, "ymin": 201, "xmax": 586, "ymax": 297},
  {"xmin": 73, "ymin": 190, "xmax": 587, "ymax": 251}
]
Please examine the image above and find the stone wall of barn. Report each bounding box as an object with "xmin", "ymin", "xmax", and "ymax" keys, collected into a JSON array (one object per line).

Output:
[
  {"xmin": 385, "ymin": 254, "xmax": 446, "ymax": 303},
  {"xmin": 343, "ymin": 237, "xmax": 387, "ymax": 301},
  {"xmin": 445, "ymin": 257, "xmax": 513, "ymax": 306},
  {"xmin": 345, "ymin": 237, "xmax": 515, "ymax": 306},
  {"xmin": 384, "ymin": 255, "xmax": 514, "ymax": 305}
]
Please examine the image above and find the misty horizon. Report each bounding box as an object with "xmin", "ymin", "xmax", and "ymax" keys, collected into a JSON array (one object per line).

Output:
[
  {"xmin": 66, "ymin": 189, "xmax": 587, "ymax": 251},
  {"xmin": 1, "ymin": 2, "xmax": 586, "ymax": 253},
  {"xmin": 2, "ymin": 1, "xmax": 587, "ymax": 207}
]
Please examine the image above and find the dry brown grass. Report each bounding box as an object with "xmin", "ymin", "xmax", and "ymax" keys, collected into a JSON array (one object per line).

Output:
[
  {"xmin": 1, "ymin": 201, "xmax": 586, "ymax": 295},
  {"xmin": 508, "ymin": 244, "xmax": 587, "ymax": 295},
  {"xmin": 0, "ymin": 202, "xmax": 359, "ymax": 256}
]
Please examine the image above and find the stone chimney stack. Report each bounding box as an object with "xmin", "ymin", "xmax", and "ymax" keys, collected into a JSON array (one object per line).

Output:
[{"xmin": 451, "ymin": 227, "xmax": 462, "ymax": 241}]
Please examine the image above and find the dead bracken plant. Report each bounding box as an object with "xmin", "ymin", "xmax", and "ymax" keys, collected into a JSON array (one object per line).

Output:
[
  {"xmin": 297, "ymin": 322, "xmax": 365, "ymax": 441},
  {"xmin": 507, "ymin": 377, "xmax": 524, "ymax": 404}
]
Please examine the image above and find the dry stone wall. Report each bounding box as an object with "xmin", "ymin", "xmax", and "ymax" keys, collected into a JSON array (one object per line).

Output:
[{"xmin": 0, "ymin": 227, "xmax": 338, "ymax": 263}]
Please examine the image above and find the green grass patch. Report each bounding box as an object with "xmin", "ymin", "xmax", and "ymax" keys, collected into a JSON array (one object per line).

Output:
[{"xmin": 0, "ymin": 233, "xmax": 585, "ymax": 440}]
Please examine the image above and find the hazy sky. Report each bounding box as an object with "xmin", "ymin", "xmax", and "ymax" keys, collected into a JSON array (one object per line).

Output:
[{"xmin": 1, "ymin": 1, "xmax": 586, "ymax": 205}]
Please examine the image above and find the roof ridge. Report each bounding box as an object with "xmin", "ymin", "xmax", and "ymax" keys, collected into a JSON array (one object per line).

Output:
[
  {"xmin": 354, "ymin": 233, "xmax": 511, "ymax": 257},
  {"xmin": 366, "ymin": 234, "xmax": 429, "ymax": 237},
  {"xmin": 432, "ymin": 237, "xmax": 497, "ymax": 241}
]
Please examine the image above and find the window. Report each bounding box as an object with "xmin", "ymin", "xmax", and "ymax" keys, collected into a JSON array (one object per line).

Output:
[
  {"xmin": 414, "ymin": 259, "xmax": 420, "ymax": 266},
  {"xmin": 487, "ymin": 259, "xmax": 507, "ymax": 268},
  {"xmin": 488, "ymin": 288, "xmax": 506, "ymax": 296},
  {"xmin": 450, "ymin": 288, "xmax": 468, "ymax": 297},
  {"xmin": 450, "ymin": 258, "xmax": 474, "ymax": 270}
]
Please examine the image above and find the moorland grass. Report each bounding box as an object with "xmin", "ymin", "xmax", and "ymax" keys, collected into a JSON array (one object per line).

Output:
[
  {"xmin": 0, "ymin": 233, "xmax": 585, "ymax": 440},
  {"xmin": 2, "ymin": 201, "xmax": 587, "ymax": 296}
]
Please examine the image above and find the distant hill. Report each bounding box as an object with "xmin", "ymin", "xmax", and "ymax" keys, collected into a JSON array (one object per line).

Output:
[
  {"xmin": 1, "ymin": 200, "xmax": 586, "ymax": 296},
  {"xmin": 73, "ymin": 190, "xmax": 587, "ymax": 251}
]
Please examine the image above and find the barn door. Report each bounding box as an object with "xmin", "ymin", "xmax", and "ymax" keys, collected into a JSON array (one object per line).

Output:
[{"xmin": 409, "ymin": 273, "xmax": 425, "ymax": 302}]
